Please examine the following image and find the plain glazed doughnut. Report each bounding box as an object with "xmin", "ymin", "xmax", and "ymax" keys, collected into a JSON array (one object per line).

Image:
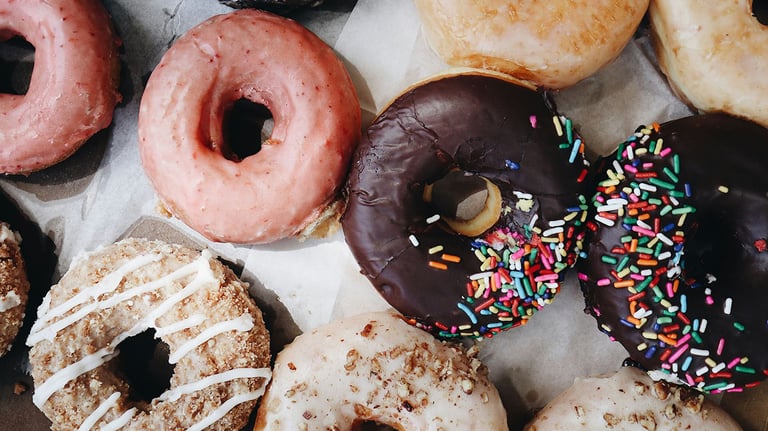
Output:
[
  {"xmin": 650, "ymin": 0, "xmax": 768, "ymax": 127},
  {"xmin": 578, "ymin": 114, "xmax": 768, "ymax": 393},
  {"xmin": 0, "ymin": 223, "xmax": 29, "ymax": 356},
  {"xmin": 342, "ymin": 70, "xmax": 591, "ymax": 339},
  {"xmin": 413, "ymin": 0, "xmax": 649, "ymax": 89},
  {"xmin": 254, "ymin": 311, "xmax": 508, "ymax": 430},
  {"xmin": 139, "ymin": 9, "xmax": 360, "ymax": 244},
  {"xmin": 524, "ymin": 366, "xmax": 742, "ymax": 430},
  {"xmin": 27, "ymin": 238, "xmax": 271, "ymax": 431},
  {"xmin": 0, "ymin": 0, "xmax": 120, "ymax": 174}
]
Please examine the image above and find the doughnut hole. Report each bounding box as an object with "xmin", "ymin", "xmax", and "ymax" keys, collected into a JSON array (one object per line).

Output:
[
  {"xmin": 0, "ymin": 34, "xmax": 34, "ymax": 95},
  {"xmin": 113, "ymin": 328, "xmax": 175, "ymax": 404},
  {"xmin": 355, "ymin": 421, "xmax": 398, "ymax": 430},
  {"xmin": 754, "ymin": 0, "xmax": 768, "ymax": 25},
  {"xmin": 221, "ymin": 97, "xmax": 274, "ymax": 162}
]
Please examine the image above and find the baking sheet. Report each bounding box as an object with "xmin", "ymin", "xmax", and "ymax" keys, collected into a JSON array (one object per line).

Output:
[{"xmin": 1, "ymin": 1, "xmax": 765, "ymax": 430}]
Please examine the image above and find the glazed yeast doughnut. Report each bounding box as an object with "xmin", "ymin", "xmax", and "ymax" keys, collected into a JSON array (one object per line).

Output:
[
  {"xmin": 0, "ymin": 223, "xmax": 29, "ymax": 356},
  {"xmin": 578, "ymin": 114, "xmax": 768, "ymax": 393},
  {"xmin": 0, "ymin": 0, "xmax": 120, "ymax": 174},
  {"xmin": 343, "ymin": 71, "xmax": 591, "ymax": 339},
  {"xmin": 525, "ymin": 366, "xmax": 741, "ymax": 430},
  {"xmin": 139, "ymin": 10, "xmax": 360, "ymax": 244},
  {"xmin": 255, "ymin": 312, "xmax": 508, "ymax": 430},
  {"xmin": 413, "ymin": 0, "xmax": 649, "ymax": 89},
  {"xmin": 650, "ymin": 0, "xmax": 768, "ymax": 127},
  {"xmin": 27, "ymin": 238, "xmax": 271, "ymax": 431}
]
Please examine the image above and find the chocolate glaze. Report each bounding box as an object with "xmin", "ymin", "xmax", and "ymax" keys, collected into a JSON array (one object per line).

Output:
[
  {"xmin": 578, "ymin": 113, "xmax": 768, "ymax": 392},
  {"xmin": 342, "ymin": 73, "xmax": 591, "ymax": 338}
]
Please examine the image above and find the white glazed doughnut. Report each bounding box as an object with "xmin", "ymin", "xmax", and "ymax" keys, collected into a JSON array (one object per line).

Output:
[
  {"xmin": 139, "ymin": 9, "xmax": 360, "ymax": 244},
  {"xmin": 524, "ymin": 366, "xmax": 742, "ymax": 431},
  {"xmin": 27, "ymin": 238, "xmax": 271, "ymax": 431},
  {"xmin": 254, "ymin": 311, "xmax": 508, "ymax": 430},
  {"xmin": 413, "ymin": 0, "xmax": 649, "ymax": 89},
  {"xmin": 650, "ymin": 0, "xmax": 768, "ymax": 127},
  {"xmin": 0, "ymin": 0, "xmax": 120, "ymax": 174}
]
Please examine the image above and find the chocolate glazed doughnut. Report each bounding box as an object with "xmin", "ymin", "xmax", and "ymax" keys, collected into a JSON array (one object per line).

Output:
[
  {"xmin": 343, "ymin": 71, "xmax": 591, "ymax": 339},
  {"xmin": 578, "ymin": 113, "xmax": 768, "ymax": 393}
]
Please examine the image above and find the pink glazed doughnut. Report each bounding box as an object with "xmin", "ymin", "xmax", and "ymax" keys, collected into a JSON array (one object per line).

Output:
[
  {"xmin": 139, "ymin": 10, "xmax": 361, "ymax": 244},
  {"xmin": 0, "ymin": 0, "xmax": 121, "ymax": 174}
]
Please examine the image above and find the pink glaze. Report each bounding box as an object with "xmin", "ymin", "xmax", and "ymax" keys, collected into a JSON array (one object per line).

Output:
[
  {"xmin": 0, "ymin": 0, "xmax": 120, "ymax": 174},
  {"xmin": 138, "ymin": 10, "xmax": 361, "ymax": 244}
]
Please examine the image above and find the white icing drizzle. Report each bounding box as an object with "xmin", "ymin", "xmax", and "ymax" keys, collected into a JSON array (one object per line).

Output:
[
  {"xmin": 33, "ymin": 348, "xmax": 119, "ymax": 408},
  {"xmin": 0, "ymin": 291, "xmax": 21, "ymax": 312},
  {"xmin": 157, "ymin": 367, "xmax": 272, "ymax": 403},
  {"xmin": 77, "ymin": 391, "xmax": 120, "ymax": 431},
  {"xmin": 154, "ymin": 314, "xmax": 206, "ymax": 337},
  {"xmin": 0, "ymin": 224, "xmax": 20, "ymax": 244},
  {"xmin": 168, "ymin": 314, "xmax": 254, "ymax": 364},
  {"xmin": 99, "ymin": 407, "xmax": 137, "ymax": 431},
  {"xmin": 28, "ymin": 253, "xmax": 163, "ymax": 345},
  {"xmin": 32, "ymin": 252, "xmax": 217, "ymax": 408},
  {"xmin": 188, "ymin": 391, "xmax": 266, "ymax": 431}
]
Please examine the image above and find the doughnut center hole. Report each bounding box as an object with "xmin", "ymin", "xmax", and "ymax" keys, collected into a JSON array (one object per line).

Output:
[
  {"xmin": 222, "ymin": 98, "xmax": 274, "ymax": 162},
  {"xmin": 114, "ymin": 328, "xmax": 175, "ymax": 403},
  {"xmin": 754, "ymin": 0, "xmax": 768, "ymax": 25},
  {"xmin": 353, "ymin": 421, "xmax": 398, "ymax": 431},
  {"xmin": 0, "ymin": 35, "xmax": 34, "ymax": 95}
]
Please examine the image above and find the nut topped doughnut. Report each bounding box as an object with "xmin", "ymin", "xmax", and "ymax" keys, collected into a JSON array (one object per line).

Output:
[
  {"xmin": 650, "ymin": 0, "xmax": 768, "ymax": 127},
  {"xmin": 413, "ymin": 0, "xmax": 649, "ymax": 89},
  {"xmin": 255, "ymin": 311, "xmax": 508, "ymax": 430},
  {"xmin": 27, "ymin": 238, "xmax": 271, "ymax": 431},
  {"xmin": 139, "ymin": 9, "xmax": 360, "ymax": 244},
  {"xmin": 0, "ymin": 0, "xmax": 121, "ymax": 174},
  {"xmin": 524, "ymin": 365, "xmax": 742, "ymax": 430},
  {"xmin": 0, "ymin": 222, "xmax": 29, "ymax": 356},
  {"xmin": 342, "ymin": 70, "xmax": 591, "ymax": 339},
  {"xmin": 578, "ymin": 114, "xmax": 768, "ymax": 393}
]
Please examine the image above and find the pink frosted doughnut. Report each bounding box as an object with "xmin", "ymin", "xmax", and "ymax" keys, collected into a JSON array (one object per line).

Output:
[
  {"xmin": 0, "ymin": 0, "xmax": 120, "ymax": 174},
  {"xmin": 138, "ymin": 10, "xmax": 361, "ymax": 244}
]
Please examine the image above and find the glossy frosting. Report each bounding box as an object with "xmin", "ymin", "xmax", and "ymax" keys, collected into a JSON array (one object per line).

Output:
[
  {"xmin": 578, "ymin": 113, "xmax": 768, "ymax": 393},
  {"xmin": 0, "ymin": 0, "xmax": 120, "ymax": 174},
  {"xmin": 343, "ymin": 72, "xmax": 590, "ymax": 338}
]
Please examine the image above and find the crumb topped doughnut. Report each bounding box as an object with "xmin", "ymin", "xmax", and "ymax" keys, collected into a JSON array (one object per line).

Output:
[
  {"xmin": 0, "ymin": 0, "xmax": 121, "ymax": 174},
  {"xmin": 524, "ymin": 366, "xmax": 742, "ymax": 430},
  {"xmin": 650, "ymin": 0, "xmax": 768, "ymax": 127},
  {"xmin": 578, "ymin": 114, "xmax": 768, "ymax": 393},
  {"xmin": 342, "ymin": 70, "xmax": 591, "ymax": 339},
  {"xmin": 27, "ymin": 238, "xmax": 271, "ymax": 431},
  {"xmin": 139, "ymin": 9, "xmax": 360, "ymax": 244},
  {"xmin": 413, "ymin": 0, "xmax": 649, "ymax": 89},
  {"xmin": 0, "ymin": 223, "xmax": 29, "ymax": 356},
  {"xmin": 254, "ymin": 311, "xmax": 508, "ymax": 430}
]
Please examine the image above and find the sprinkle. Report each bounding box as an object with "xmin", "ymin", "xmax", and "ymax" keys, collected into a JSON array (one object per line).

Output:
[
  {"xmin": 718, "ymin": 185, "xmax": 729, "ymax": 193},
  {"xmin": 552, "ymin": 116, "xmax": 563, "ymax": 137},
  {"xmin": 723, "ymin": 298, "xmax": 733, "ymax": 315},
  {"xmin": 441, "ymin": 254, "xmax": 461, "ymax": 263},
  {"xmin": 456, "ymin": 303, "xmax": 478, "ymax": 325},
  {"xmin": 426, "ymin": 214, "xmax": 441, "ymax": 224},
  {"xmin": 428, "ymin": 245, "xmax": 444, "ymax": 255},
  {"xmin": 717, "ymin": 338, "xmax": 726, "ymax": 356},
  {"xmin": 428, "ymin": 261, "xmax": 447, "ymax": 270},
  {"xmin": 529, "ymin": 115, "xmax": 537, "ymax": 128},
  {"xmin": 505, "ymin": 160, "xmax": 520, "ymax": 170},
  {"xmin": 408, "ymin": 235, "xmax": 419, "ymax": 247},
  {"xmin": 733, "ymin": 322, "xmax": 745, "ymax": 331}
]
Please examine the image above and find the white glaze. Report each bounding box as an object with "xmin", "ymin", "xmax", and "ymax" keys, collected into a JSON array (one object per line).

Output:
[
  {"xmin": 168, "ymin": 314, "xmax": 254, "ymax": 364},
  {"xmin": 189, "ymin": 391, "xmax": 265, "ymax": 431},
  {"xmin": 77, "ymin": 391, "xmax": 120, "ymax": 431},
  {"xmin": 157, "ymin": 367, "xmax": 271, "ymax": 403}
]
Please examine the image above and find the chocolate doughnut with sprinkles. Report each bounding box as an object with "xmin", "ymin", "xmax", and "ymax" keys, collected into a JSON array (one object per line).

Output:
[
  {"xmin": 578, "ymin": 113, "xmax": 768, "ymax": 393},
  {"xmin": 342, "ymin": 70, "xmax": 591, "ymax": 339}
]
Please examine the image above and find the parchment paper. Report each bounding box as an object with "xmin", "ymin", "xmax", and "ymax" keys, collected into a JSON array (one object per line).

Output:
[{"xmin": 1, "ymin": 0, "xmax": 765, "ymax": 430}]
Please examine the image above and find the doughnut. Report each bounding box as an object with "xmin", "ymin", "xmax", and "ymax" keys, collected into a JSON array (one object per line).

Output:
[
  {"xmin": 254, "ymin": 311, "xmax": 508, "ymax": 430},
  {"xmin": 0, "ymin": 222, "xmax": 29, "ymax": 356},
  {"xmin": 27, "ymin": 238, "xmax": 271, "ymax": 431},
  {"xmin": 524, "ymin": 365, "xmax": 741, "ymax": 430},
  {"xmin": 650, "ymin": 0, "xmax": 768, "ymax": 127},
  {"xmin": 577, "ymin": 113, "xmax": 768, "ymax": 393},
  {"xmin": 413, "ymin": 0, "xmax": 649, "ymax": 89},
  {"xmin": 0, "ymin": 0, "xmax": 121, "ymax": 174},
  {"xmin": 139, "ymin": 9, "xmax": 360, "ymax": 244},
  {"xmin": 342, "ymin": 70, "xmax": 592, "ymax": 339}
]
